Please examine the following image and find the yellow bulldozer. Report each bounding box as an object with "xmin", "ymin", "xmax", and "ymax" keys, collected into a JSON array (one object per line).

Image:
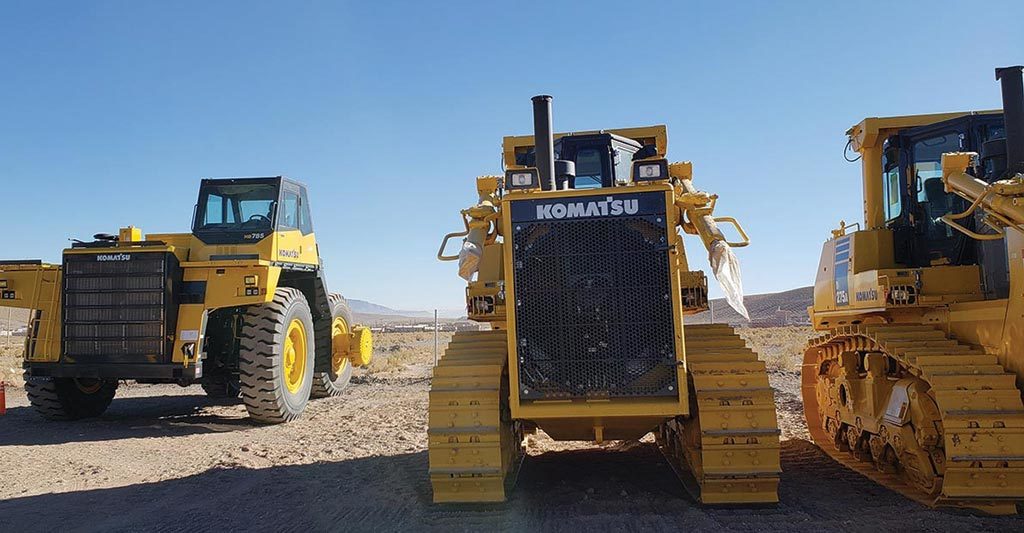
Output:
[
  {"xmin": 430, "ymin": 96, "xmax": 780, "ymax": 504},
  {"xmin": 804, "ymin": 66, "xmax": 1024, "ymax": 514},
  {"xmin": 0, "ymin": 176, "xmax": 372, "ymax": 423}
]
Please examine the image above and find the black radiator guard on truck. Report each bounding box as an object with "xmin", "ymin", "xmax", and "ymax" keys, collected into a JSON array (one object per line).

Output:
[{"xmin": 60, "ymin": 250, "xmax": 181, "ymax": 366}]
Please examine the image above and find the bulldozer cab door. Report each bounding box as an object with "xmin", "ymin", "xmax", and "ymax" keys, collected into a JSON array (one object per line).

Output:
[{"xmin": 883, "ymin": 114, "xmax": 1005, "ymax": 268}]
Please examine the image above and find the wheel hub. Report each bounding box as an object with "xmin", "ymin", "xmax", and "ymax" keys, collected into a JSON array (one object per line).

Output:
[
  {"xmin": 283, "ymin": 318, "xmax": 307, "ymax": 393},
  {"xmin": 331, "ymin": 316, "xmax": 351, "ymax": 375},
  {"xmin": 74, "ymin": 378, "xmax": 103, "ymax": 394}
]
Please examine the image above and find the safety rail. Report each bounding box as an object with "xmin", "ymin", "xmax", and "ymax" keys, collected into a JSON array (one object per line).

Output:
[
  {"xmin": 940, "ymin": 187, "xmax": 1023, "ymax": 241},
  {"xmin": 713, "ymin": 216, "xmax": 751, "ymax": 248},
  {"xmin": 437, "ymin": 214, "xmax": 470, "ymax": 261}
]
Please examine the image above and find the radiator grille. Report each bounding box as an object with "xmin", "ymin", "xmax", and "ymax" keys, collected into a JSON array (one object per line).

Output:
[
  {"xmin": 510, "ymin": 192, "xmax": 677, "ymax": 400},
  {"xmin": 62, "ymin": 251, "xmax": 179, "ymax": 362}
]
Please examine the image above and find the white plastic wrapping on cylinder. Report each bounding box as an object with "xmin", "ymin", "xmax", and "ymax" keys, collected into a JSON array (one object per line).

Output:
[
  {"xmin": 709, "ymin": 240, "xmax": 750, "ymax": 321},
  {"xmin": 457, "ymin": 240, "xmax": 482, "ymax": 281}
]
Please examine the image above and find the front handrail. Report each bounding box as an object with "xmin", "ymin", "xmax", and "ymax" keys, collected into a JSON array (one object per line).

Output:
[
  {"xmin": 830, "ymin": 220, "xmax": 862, "ymax": 238},
  {"xmin": 939, "ymin": 190, "xmax": 1011, "ymax": 241},
  {"xmin": 940, "ymin": 213, "xmax": 1006, "ymax": 241},
  {"xmin": 713, "ymin": 216, "xmax": 751, "ymax": 248},
  {"xmin": 437, "ymin": 214, "xmax": 470, "ymax": 261}
]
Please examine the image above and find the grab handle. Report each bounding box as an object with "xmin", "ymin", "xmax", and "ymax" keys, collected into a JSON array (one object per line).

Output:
[
  {"xmin": 437, "ymin": 216, "xmax": 470, "ymax": 261},
  {"xmin": 713, "ymin": 216, "xmax": 751, "ymax": 248},
  {"xmin": 940, "ymin": 213, "xmax": 1006, "ymax": 241}
]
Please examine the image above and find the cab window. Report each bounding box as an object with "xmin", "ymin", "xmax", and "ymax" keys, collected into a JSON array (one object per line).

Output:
[
  {"xmin": 613, "ymin": 148, "xmax": 632, "ymax": 184},
  {"xmin": 298, "ymin": 189, "xmax": 313, "ymax": 234},
  {"xmin": 882, "ymin": 150, "xmax": 902, "ymax": 221},
  {"xmin": 203, "ymin": 194, "xmax": 236, "ymax": 225},
  {"xmin": 238, "ymin": 198, "xmax": 273, "ymax": 222},
  {"xmin": 913, "ymin": 133, "xmax": 962, "ymax": 241},
  {"xmin": 574, "ymin": 148, "xmax": 604, "ymax": 189},
  {"xmin": 281, "ymin": 191, "xmax": 300, "ymax": 229},
  {"xmin": 280, "ymin": 189, "xmax": 313, "ymax": 234},
  {"xmin": 195, "ymin": 183, "xmax": 276, "ymax": 231},
  {"xmin": 913, "ymin": 133, "xmax": 961, "ymax": 203}
]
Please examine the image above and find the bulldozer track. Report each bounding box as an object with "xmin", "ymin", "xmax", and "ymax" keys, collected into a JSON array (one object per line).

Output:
[
  {"xmin": 427, "ymin": 330, "xmax": 524, "ymax": 503},
  {"xmin": 804, "ymin": 324, "xmax": 1024, "ymax": 515},
  {"xmin": 659, "ymin": 323, "xmax": 781, "ymax": 504}
]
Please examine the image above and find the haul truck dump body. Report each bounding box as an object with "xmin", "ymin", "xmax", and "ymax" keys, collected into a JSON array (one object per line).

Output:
[
  {"xmin": 0, "ymin": 176, "xmax": 372, "ymax": 423},
  {"xmin": 430, "ymin": 96, "xmax": 780, "ymax": 505}
]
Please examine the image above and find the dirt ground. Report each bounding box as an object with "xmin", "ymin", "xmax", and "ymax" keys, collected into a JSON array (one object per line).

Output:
[{"xmin": 0, "ymin": 331, "xmax": 1021, "ymax": 532}]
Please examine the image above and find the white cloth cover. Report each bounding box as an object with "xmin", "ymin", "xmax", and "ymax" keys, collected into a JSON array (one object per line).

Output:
[
  {"xmin": 457, "ymin": 240, "xmax": 482, "ymax": 281},
  {"xmin": 709, "ymin": 240, "xmax": 750, "ymax": 321}
]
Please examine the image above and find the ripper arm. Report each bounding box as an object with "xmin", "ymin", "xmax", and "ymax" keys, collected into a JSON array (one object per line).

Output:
[{"xmin": 668, "ymin": 162, "xmax": 752, "ymax": 320}]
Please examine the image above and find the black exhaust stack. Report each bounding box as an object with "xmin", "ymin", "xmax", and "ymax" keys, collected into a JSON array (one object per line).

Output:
[
  {"xmin": 996, "ymin": 66, "xmax": 1024, "ymax": 171},
  {"xmin": 532, "ymin": 95, "xmax": 556, "ymax": 191}
]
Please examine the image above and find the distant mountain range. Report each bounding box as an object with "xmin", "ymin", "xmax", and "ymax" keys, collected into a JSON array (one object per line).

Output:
[
  {"xmin": 688, "ymin": 286, "xmax": 813, "ymax": 326},
  {"xmin": 347, "ymin": 300, "xmax": 465, "ymax": 319}
]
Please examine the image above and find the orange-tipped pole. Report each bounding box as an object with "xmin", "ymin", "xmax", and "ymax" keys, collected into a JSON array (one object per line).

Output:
[{"xmin": 0, "ymin": 381, "xmax": 6, "ymax": 416}]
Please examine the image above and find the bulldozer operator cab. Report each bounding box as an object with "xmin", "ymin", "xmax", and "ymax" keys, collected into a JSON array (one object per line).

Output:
[
  {"xmin": 515, "ymin": 132, "xmax": 652, "ymax": 189},
  {"xmin": 192, "ymin": 177, "xmax": 313, "ymax": 244},
  {"xmin": 879, "ymin": 114, "xmax": 1005, "ymax": 269}
]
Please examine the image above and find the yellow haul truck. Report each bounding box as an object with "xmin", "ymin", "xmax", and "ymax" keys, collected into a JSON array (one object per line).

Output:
[
  {"xmin": 804, "ymin": 66, "xmax": 1024, "ymax": 514},
  {"xmin": 0, "ymin": 177, "xmax": 371, "ymax": 423},
  {"xmin": 430, "ymin": 96, "xmax": 780, "ymax": 504}
]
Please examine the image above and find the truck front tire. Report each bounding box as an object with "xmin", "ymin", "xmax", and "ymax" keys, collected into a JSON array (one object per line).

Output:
[{"xmin": 239, "ymin": 287, "xmax": 315, "ymax": 424}]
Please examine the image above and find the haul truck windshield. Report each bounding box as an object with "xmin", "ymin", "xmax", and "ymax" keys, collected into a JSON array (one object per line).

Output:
[
  {"xmin": 194, "ymin": 182, "xmax": 278, "ymax": 232},
  {"xmin": 190, "ymin": 177, "xmax": 313, "ymax": 245}
]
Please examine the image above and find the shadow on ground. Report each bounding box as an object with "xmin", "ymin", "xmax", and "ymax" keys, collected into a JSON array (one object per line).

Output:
[
  {"xmin": 1, "ymin": 440, "xmax": 1019, "ymax": 532},
  {"xmin": 0, "ymin": 394, "xmax": 253, "ymax": 446}
]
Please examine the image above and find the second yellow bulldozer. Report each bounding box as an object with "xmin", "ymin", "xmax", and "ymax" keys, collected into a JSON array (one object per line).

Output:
[
  {"xmin": 430, "ymin": 96, "xmax": 780, "ymax": 504},
  {"xmin": 804, "ymin": 66, "xmax": 1024, "ymax": 514}
]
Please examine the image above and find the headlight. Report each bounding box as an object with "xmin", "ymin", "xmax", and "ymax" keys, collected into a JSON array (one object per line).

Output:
[
  {"xmin": 0, "ymin": 280, "xmax": 7, "ymax": 289},
  {"xmin": 639, "ymin": 164, "xmax": 662, "ymax": 179},
  {"xmin": 506, "ymin": 168, "xmax": 539, "ymax": 190},
  {"xmin": 511, "ymin": 173, "xmax": 533, "ymax": 186},
  {"xmin": 633, "ymin": 160, "xmax": 669, "ymax": 182}
]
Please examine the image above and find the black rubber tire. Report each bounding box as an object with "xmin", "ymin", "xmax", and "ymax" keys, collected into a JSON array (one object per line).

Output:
[
  {"xmin": 200, "ymin": 370, "xmax": 241, "ymax": 399},
  {"xmin": 24, "ymin": 376, "xmax": 118, "ymax": 420},
  {"xmin": 311, "ymin": 293, "xmax": 355, "ymax": 398},
  {"xmin": 238, "ymin": 287, "xmax": 315, "ymax": 424}
]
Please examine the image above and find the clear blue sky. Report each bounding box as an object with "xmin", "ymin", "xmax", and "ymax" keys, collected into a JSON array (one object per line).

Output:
[{"xmin": 2, "ymin": 1, "xmax": 1022, "ymax": 311}]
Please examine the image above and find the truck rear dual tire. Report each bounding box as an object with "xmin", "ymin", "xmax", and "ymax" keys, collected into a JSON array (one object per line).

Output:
[
  {"xmin": 24, "ymin": 377, "xmax": 118, "ymax": 420},
  {"xmin": 311, "ymin": 293, "xmax": 355, "ymax": 398},
  {"xmin": 239, "ymin": 287, "xmax": 315, "ymax": 424}
]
